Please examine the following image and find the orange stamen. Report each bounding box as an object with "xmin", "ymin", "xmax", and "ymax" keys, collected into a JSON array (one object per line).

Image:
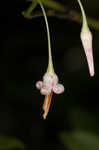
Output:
[{"xmin": 42, "ymin": 91, "xmax": 53, "ymax": 119}]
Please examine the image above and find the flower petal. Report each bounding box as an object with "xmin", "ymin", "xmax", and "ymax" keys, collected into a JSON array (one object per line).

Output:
[
  {"xmin": 43, "ymin": 72, "xmax": 58, "ymax": 87},
  {"xmin": 53, "ymin": 84, "xmax": 64, "ymax": 94},
  {"xmin": 85, "ymin": 47, "xmax": 94, "ymax": 76},
  {"xmin": 40, "ymin": 86, "xmax": 50, "ymax": 95},
  {"xmin": 36, "ymin": 81, "xmax": 43, "ymax": 89},
  {"xmin": 81, "ymin": 29, "xmax": 95, "ymax": 76}
]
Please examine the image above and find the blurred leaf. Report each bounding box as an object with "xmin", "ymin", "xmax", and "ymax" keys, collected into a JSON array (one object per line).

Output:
[
  {"xmin": 23, "ymin": 1, "xmax": 37, "ymax": 18},
  {"xmin": 60, "ymin": 131, "xmax": 99, "ymax": 150},
  {"xmin": 0, "ymin": 136, "xmax": 24, "ymax": 150},
  {"xmin": 73, "ymin": 12, "xmax": 99, "ymax": 30},
  {"xmin": 28, "ymin": 0, "xmax": 66, "ymax": 12},
  {"xmin": 40, "ymin": 0, "xmax": 65, "ymax": 12},
  {"xmin": 67, "ymin": 108, "xmax": 99, "ymax": 133}
]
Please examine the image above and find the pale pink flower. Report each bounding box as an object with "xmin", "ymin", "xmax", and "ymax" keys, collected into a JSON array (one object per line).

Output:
[
  {"xmin": 81, "ymin": 29, "xmax": 94, "ymax": 76},
  {"xmin": 36, "ymin": 72, "xmax": 64, "ymax": 119},
  {"xmin": 77, "ymin": 0, "xmax": 95, "ymax": 76},
  {"xmin": 36, "ymin": 1, "xmax": 64, "ymax": 119},
  {"xmin": 36, "ymin": 72, "xmax": 64, "ymax": 95}
]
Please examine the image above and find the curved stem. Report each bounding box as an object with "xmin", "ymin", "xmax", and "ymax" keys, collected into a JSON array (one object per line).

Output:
[
  {"xmin": 38, "ymin": 0, "xmax": 54, "ymax": 73},
  {"xmin": 77, "ymin": 0, "xmax": 88, "ymax": 29}
]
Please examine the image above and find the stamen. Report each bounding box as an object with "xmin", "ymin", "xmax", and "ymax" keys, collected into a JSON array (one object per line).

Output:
[{"xmin": 43, "ymin": 92, "xmax": 53, "ymax": 119}]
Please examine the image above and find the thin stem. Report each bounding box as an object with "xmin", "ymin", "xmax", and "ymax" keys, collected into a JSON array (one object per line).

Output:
[
  {"xmin": 77, "ymin": 0, "xmax": 88, "ymax": 29},
  {"xmin": 38, "ymin": 0, "xmax": 54, "ymax": 73}
]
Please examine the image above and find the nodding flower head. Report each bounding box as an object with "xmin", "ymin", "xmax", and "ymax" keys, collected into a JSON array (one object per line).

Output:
[
  {"xmin": 35, "ymin": 1, "xmax": 64, "ymax": 119},
  {"xmin": 36, "ymin": 72, "xmax": 64, "ymax": 95},
  {"xmin": 36, "ymin": 72, "xmax": 64, "ymax": 119}
]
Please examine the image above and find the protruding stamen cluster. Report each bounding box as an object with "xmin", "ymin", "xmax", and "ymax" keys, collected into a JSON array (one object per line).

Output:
[{"xmin": 36, "ymin": 72, "xmax": 64, "ymax": 95}]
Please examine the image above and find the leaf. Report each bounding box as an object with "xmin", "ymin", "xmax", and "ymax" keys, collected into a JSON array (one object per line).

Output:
[
  {"xmin": 67, "ymin": 107, "xmax": 99, "ymax": 133},
  {"xmin": 22, "ymin": 1, "xmax": 37, "ymax": 18},
  {"xmin": 0, "ymin": 136, "xmax": 24, "ymax": 150},
  {"xmin": 28, "ymin": 0, "xmax": 66, "ymax": 12},
  {"xmin": 40, "ymin": 0, "xmax": 66, "ymax": 12},
  {"xmin": 60, "ymin": 131, "xmax": 99, "ymax": 150}
]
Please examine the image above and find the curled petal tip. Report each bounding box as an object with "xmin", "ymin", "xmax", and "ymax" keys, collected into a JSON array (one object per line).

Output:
[
  {"xmin": 36, "ymin": 81, "xmax": 43, "ymax": 89},
  {"xmin": 53, "ymin": 84, "xmax": 64, "ymax": 94}
]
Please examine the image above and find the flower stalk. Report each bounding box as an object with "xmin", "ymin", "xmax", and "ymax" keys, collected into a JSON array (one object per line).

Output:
[{"xmin": 38, "ymin": 0, "xmax": 54, "ymax": 73}]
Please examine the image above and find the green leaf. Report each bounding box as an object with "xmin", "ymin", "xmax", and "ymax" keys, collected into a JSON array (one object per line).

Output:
[
  {"xmin": 60, "ymin": 131, "xmax": 99, "ymax": 150},
  {"xmin": 28, "ymin": 0, "xmax": 65, "ymax": 12},
  {"xmin": 22, "ymin": 1, "xmax": 37, "ymax": 18},
  {"xmin": 67, "ymin": 107, "xmax": 99, "ymax": 132},
  {"xmin": 40, "ymin": 0, "xmax": 66, "ymax": 12},
  {"xmin": 0, "ymin": 136, "xmax": 24, "ymax": 150}
]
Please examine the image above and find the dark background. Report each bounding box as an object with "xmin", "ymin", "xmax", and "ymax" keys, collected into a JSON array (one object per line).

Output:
[{"xmin": 0, "ymin": 0, "xmax": 99, "ymax": 150}]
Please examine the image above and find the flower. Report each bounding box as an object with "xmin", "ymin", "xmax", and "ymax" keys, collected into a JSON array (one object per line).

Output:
[
  {"xmin": 77, "ymin": 0, "xmax": 95, "ymax": 76},
  {"xmin": 36, "ymin": 1, "xmax": 64, "ymax": 119},
  {"xmin": 36, "ymin": 72, "xmax": 64, "ymax": 95},
  {"xmin": 36, "ymin": 0, "xmax": 64, "ymax": 119},
  {"xmin": 80, "ymin": 27, "xmax": 94, "ymax": 76},
  {"xmin": 36, "ymin": 72, "xmax": 64, "ymax": 119}
]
